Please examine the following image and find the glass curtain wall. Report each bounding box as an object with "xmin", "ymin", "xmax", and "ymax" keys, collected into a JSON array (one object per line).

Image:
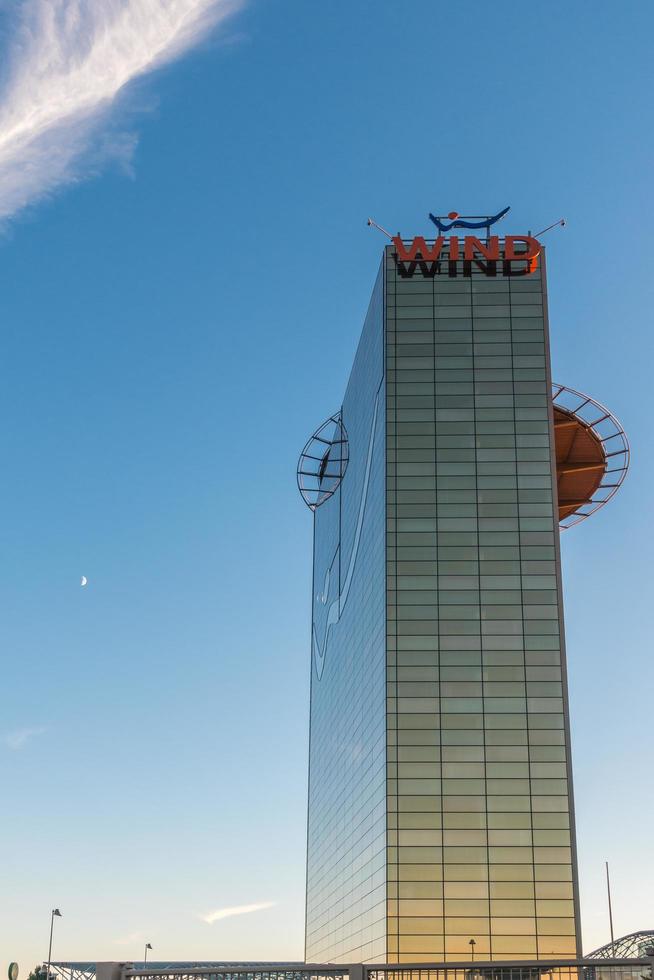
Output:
[
  {"xmin": 384, "ymin": 244, "xmax": 580, "ymax": 962},
  {"xmin": 305, "ymin": 266, "xmax": 387, "ymax": 964}
]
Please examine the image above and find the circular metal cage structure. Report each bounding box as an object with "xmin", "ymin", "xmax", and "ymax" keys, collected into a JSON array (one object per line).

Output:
[
  {"xmin": 587, "ymin": 929, "xmax": 654, "ymax": 959},
  {"xmin": 552, "ymin": 383, "xmax": 630, "ymax": 529},
  {"xmin": 297, "ymin": 389, "xmax": 629, "ymax": 525},
  {"xmin": 297, "ymin": 413, "xmax": 349, "ymax": 510}
]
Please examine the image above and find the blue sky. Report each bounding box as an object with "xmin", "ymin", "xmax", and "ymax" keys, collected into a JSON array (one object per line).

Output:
[{"xmin": 0, "ymin": 0, "xmax": 653, "ymax": 968}]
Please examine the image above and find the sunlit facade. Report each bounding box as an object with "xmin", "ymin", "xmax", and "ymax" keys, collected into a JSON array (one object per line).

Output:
[{"xmin": 302, "ymin": 242, "xmax": 582, "ymax": 964}]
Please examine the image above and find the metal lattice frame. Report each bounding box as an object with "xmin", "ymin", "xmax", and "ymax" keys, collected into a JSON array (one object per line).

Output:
[
  {"xmin": 49, "ymin": 961, "xmax": 653, "ymax": 980},
  {"xmin": 587, "ymin": 932, "xmax": 654, "ymax": 959},
  {"xmin": 297, "ymin": 413, "xmax": 349, "ymax": 510},
  {"xmin": 48, "ymin": 967, "xmax": 98, "ymax": 980},
  {"xmin": 50, "ymin": 968, "xmax": 343, "ymax": 980},
  {"xmin": 552, "ymin": 383, "xmax": 630, "ymax": 529},
  {"xmin": 126, "ymin": 971, "xmax": 345, "ymax": 980}
]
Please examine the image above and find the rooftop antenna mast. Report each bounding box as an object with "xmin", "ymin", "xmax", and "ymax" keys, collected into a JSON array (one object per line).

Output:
[
  {"xmin": 534, "ymin": 217, "xmax": 566, "ymax": 236},
  {"xmin": 367, "ymin": 217, "xmax": 394, "ymax": 240}
]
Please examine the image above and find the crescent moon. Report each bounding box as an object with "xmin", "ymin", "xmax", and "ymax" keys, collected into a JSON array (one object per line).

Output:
[{"xmin": 81, "ymin": 576, "xmax": 88, "ymax": 587}]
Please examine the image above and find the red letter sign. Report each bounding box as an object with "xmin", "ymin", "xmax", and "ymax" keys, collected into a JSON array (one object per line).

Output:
[
  {"xmin": 504, "ymin": 235, "xmax": 541, "ymax": 272},
  {"xmin": 463, "ymin": 236, "xmax": 500, "ymax": 261},
  {"xmin": 393, "ymin": 236, "xmax": 445, "ymax": 263}
]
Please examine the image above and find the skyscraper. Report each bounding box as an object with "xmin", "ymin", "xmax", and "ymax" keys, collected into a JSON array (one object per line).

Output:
[{"xmin": 297, "ymin": 220, "xmax": 628, "ymax": 965}]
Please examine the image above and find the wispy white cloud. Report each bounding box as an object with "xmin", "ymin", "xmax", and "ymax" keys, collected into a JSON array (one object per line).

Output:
[
  {"xmin": 0, "ymin": 0, "xmax": 242, "ymax": 221},
  {"xmin": 4, "ymin": 726, "xmax": 46, "ymax": 750},
  {"xmin": 199, "ymin": 901, "xmax": 276, "ymax": 924}
]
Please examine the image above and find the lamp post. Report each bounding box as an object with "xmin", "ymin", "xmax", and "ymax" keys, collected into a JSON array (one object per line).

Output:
[
  {"xmin": 605, "ymin": 861, "xmax": 615, "ymax": 946},
  {"xmin": 144, "ymin": 944, "xmax": 152, "ymax": 967},
  {"xmin": 46, "ymin": 909, "xmax": 62, "ymax": 980},
  {"xmin": 469, "ymin": 938, "xmax": 476, "ymax": 963}
]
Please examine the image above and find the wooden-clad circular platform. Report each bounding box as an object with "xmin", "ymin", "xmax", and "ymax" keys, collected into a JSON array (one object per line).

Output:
[
  {"xmin": 553, "ymin": 406, "xmax": 607, "ymax": 521},
  {"xmin": 551, "ymin": 383, "xmax": 629, "ymax": 528}
]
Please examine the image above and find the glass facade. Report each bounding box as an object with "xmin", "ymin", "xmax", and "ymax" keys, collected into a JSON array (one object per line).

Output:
[
  {"xmin": 305, "ymin": 267, "xmax": 387, "ymax": 963},
  {"xmin": 305, "ymin": 243, "xmax": 581, "ymax": 964},
  {"xmin": 369, "ymin": 968, "xmax": 648, "ymax": 980}
]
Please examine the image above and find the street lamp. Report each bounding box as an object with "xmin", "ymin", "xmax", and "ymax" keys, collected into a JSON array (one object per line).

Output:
[
  {"xmin": 469, "ymin": 938, "xmax": 476, "ymax": 963},
  {"xmin": 144, "ymin": 944, "xmax": 152, "ymax": 967},
  {"xmin": 46, "ymin": 909, "xmax": 62, "ymax": 980}
]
